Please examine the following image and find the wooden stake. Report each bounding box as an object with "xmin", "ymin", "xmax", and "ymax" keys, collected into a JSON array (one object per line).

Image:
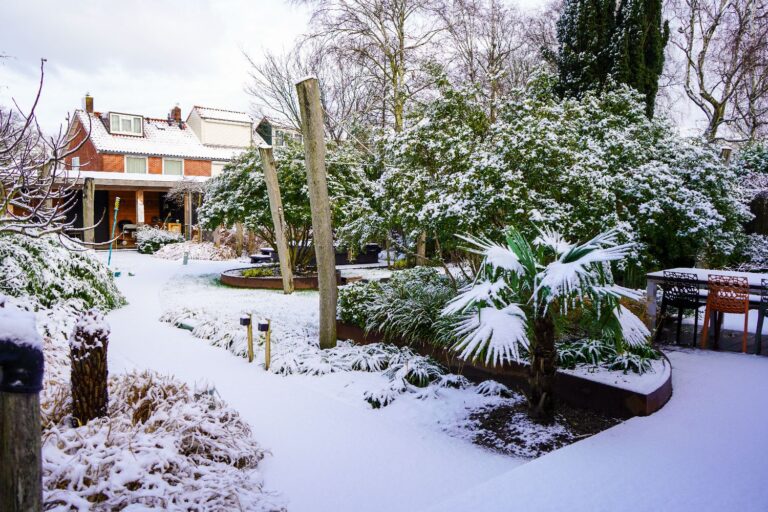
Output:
[
  {"xmin": 0, "ymin": 393, "xmax": 42, "ymax": 512},
  {"xmin": 265, "ymin": 319, "xmax": 271, "ymax": 371},
  {"xmin": 296, "ymin": 77, "xmax": 337, "ymax": 349},
  {"xmin": 247, "ymin": 313, "xmax": 254, "ymax": 363},
  {"xmin": 258, "ymin": 145, "xmax": 295, "ymax": 294}
]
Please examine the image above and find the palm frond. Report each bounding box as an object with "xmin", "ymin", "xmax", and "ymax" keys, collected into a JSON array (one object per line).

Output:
[
  {"xmin": 614, "ymin": 305, "xmax": 650, "ymax": 347},
  {"xmin": 442, "ymin": 277, "xmax": 507, "ymax": 315},
  {"xmin": 456, "ymin": 233, "xmax": 524, "ymax": 275},
  {"xmin": 452, "ymin": 304, "xmax": 529, "ymax": 366},
  {"xmin": 533, "ymin": 226, "xmax": 573, "ymax": 256}
]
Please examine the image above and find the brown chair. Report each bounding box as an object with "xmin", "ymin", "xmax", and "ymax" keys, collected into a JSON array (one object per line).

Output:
[{"xmin": 700, "ymin": 275, "xmax": 750, "ymax": 353}]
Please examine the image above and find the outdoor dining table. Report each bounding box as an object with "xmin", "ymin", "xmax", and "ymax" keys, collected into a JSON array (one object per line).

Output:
[{"xmin": 645, "ymin": 267, "xmax": 768, "ymax": 329}]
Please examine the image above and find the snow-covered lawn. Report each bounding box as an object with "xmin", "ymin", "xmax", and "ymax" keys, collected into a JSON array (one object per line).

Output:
[
  {"xmin": 104, "ymin": 251, "xmax": 768, "ymax": 511},
  {"xmin": 105, "ymin": 252, "xmax": 521, "ymax": 512}
]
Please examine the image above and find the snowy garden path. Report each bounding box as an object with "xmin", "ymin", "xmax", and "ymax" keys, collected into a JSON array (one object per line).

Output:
[
  {"xmin": 103, "ymin": 252, "xmax": 521, "ymax": 512},
  {"xmin": 430, "ymin": 348, "xmax": 768, "ymax": 512}
]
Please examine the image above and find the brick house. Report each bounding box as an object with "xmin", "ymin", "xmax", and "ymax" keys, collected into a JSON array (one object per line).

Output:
[{"xmin": 65, "ymin": 95, "xmax": 257, "ymax": 246}]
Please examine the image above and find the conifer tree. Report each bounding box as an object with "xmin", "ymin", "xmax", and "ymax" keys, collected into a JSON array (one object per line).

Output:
[
  {"xmin": 555, "ymin": 0, "xmax": 616, "ymax": 98},
  {"xmin": 611, "ymin": 0, "xmax": 670, "ymax": 117}
]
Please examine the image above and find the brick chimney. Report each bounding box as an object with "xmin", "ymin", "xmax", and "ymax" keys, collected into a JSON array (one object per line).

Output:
[
  {"xmin": 171, "ymin": 104, "xmax": 182, "ymax": 122},
  {"xmin": 84, "ymin": 93, "xmax": 94, "ymax": 113}
]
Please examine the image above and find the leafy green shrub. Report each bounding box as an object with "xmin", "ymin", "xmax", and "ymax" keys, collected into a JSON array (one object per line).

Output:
[
  {"xmin": 557, "ymin": 338, "xmax": 659, "ymax": 374},
  {"xmin": 135, "ymin": 226, "xmax": 184, "ymax": 254},
  {"xmin": 337, "ymin": 280, "xmax": 382, "ymax": 327},
  {"xmin": 242, "ymin": 267, "xmax": 276, "ymax": 278},
  {"xmin": 0, "ymin": 234, "xmax": 125, "ymax": 310}
]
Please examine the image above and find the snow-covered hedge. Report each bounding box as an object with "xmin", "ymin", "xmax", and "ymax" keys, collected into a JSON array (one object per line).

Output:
[
  {"xmin": 154, "ymin": 241, "xmax": 237, "ymax": 261},
  {"xmin": 0, "ymin": 234, "xmax": 125, "ymax": 310},
  {"xmin": 135, "ymin": 225, "xmax": 184, "ymax": 254},
  {"xmin": 338, "ymin": 267, "xmax": 458, "ymax": 346}
]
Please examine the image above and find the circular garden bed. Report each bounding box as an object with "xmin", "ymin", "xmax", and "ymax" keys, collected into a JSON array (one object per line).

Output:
[{"xmin": 220, "ymin": 266, "xmax": 342, "ymax": 290}]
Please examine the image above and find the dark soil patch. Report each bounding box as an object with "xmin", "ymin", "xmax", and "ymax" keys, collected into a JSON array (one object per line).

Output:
[{"xmin": 469, "ymin": 400, "xmax": 620, "ymax": 459}]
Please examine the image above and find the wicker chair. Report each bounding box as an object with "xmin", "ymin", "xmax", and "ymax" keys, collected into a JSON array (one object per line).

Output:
[
  {"xmin": 655, "ymin": 271, "xmax": 702, "ymax": 346},
  {"xmin": 754, "ymin": 278, "xmax": 768, "ymax": 355},
  {"xmin": 700, "ymin": 275, "xmax": 750, "ymax": 353}
]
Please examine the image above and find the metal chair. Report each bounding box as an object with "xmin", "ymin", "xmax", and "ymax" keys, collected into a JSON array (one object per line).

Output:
[
  {"xmin": 700, "ymin": 275, "xmax": 750, "ymax": 353},
  {"xmin": 655, "ymin": 271, "xmax": 702, "ymax": 346},
  {"xmin": 754, "ymin": 278, "xmax": 768, "ymax": 355}
]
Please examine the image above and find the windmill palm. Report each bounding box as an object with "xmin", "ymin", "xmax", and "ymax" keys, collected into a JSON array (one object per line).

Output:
[{"xmin": 443, "ymin": 226, "xmax": 649, "ymax": 422}]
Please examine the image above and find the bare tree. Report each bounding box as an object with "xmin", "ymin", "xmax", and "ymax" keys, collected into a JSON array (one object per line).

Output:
[
  {"xmin": 670, "ymin": 0, "xmax": 768, "ymax": 141},
  {"xmin": 438, "ymin": 0, "xmax": 533, "ymax": 120},
  {"xmin": 295, "ymin": 0, "xmax": 443, "ymax": 132},
  {"xmin": 245, "ymin": 43, "xmax": 378, "ymax": 142},
  {"xmin": 1, "ymin": 60, "xmax": 89, "ymax": 239},
  {"xmin": 731, "ymin": 1, "xmax": 768, "ymax": 139}
]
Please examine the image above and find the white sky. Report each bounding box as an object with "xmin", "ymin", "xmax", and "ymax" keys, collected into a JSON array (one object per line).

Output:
[{"xmin": 0, "ymin": 0, "xmax": 558, "ymax": 136}]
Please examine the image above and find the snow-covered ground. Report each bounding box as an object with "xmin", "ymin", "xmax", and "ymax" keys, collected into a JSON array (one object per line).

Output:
[
  {"xmin": 104, "ymin": 252, "xmax": 521, "ymax": 512},
  {"xmin": 103, "ymin": 251, "xmax": 768, "ymax": 511}
]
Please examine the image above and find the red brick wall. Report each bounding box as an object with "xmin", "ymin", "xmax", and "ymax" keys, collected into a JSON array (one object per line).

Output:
[
  {"xmin": 66, "ymin": 118, "xmax": 100, "ymax": 170},
  {"xmin": 184, "ymin": 159, "xmax": 211, "ymax": 176},
  {"xmin": 148, "ymin": 157, "xmax": 162, "ymax": 174},
  {"xmin": 102, "ymin": 154, "xmax": 124, "ymax": 172}
]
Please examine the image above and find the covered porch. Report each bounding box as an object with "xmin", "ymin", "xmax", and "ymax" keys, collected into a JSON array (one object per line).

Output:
[{"xmin": 66, "ymin": 173, "xmax": 203, "ymax": 248}]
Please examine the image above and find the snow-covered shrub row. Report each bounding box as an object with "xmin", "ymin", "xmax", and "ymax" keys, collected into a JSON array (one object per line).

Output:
[
  {"xmin": 154, "ymin": 241, "xmax": 237, "ymax": 261},
  {"xmin": 161, "ymin": 306, "xmax": 477, "ymax": 408},
  {"xmin": 43, "ymin": 371, "xmax": 283, "ymax": 512},
  {"xmin": 0, "ymin": 233, "xmax": 125, "ymax": 310},
  {"xmin": 135, "ymin": 225, "xmax": 184, "ymax": 254},
  {"xmin": 337, "ymin": 267, "xmax": 460, "ymax": 346},
  {"xmin": 349, "ymin": 76, "xmax": 750, "ymax": 281},
  {"xmin": 557, "ymin": 338, "xmax": 658, "ymax": 374},
  {"xmin": 732, "ymin": 234, "xmax": 768, "ymax": 271}
]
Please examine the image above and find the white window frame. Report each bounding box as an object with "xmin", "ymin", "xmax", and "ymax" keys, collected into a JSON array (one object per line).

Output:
[
  {"xmin": 125, "ymin": 155, "xmax": 148, "ymax": 174},
  {"xmin": 71, "ymin": 156, "xmax": 80, "ymax": 171},
  {"xmin": 162, "ymin": 158, "xmax": 184, "ymax": 176},
  {"xmin": 109, "ymin": 113, "xmax": 143, "ymax": 136}
]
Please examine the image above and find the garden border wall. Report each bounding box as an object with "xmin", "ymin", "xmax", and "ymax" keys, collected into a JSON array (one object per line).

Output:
[
  {"xmin": 220, "ymin": 268, "xmax": 342, "ymax": 290},
  {"xmin": 337, "ymin": 321, "xmax": 673, "ymax": 419}
]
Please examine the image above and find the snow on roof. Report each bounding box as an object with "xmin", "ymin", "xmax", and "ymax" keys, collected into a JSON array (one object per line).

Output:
[
  {"xmin": 75, "ymin": 110, "xmax": 246, "ymax": 161},
  {"xmin": 191, "ymin": 106, "xmax": 253, "ymax": 124}
]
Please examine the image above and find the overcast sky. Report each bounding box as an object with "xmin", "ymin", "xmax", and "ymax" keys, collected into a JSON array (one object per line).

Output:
[{"xmin": 1, "ymin": 0, "xmax": 560, "ymax": 135}]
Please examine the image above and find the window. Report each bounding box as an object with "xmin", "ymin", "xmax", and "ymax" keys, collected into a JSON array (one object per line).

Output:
[
  {"xmin": 71, "ymin": 156, "xmax": 80, "ymax": 171},
  {"xmin": 125, "ymin": 156, "xmax": 147, "ymax": 174},
  {"xmin": 109, "ymin": 113, "xmax": 143, "ymax": 135},
  {"xmin": 274, "ymin": 130, "xmax": 286, "ymax": 147},
  {"xmin": 293, "ymin": 133, "xmax": 303, "ymax": 144},
  {"xmin": 163, "ymin": 158, "xmax": 183, "ymax": 176}
]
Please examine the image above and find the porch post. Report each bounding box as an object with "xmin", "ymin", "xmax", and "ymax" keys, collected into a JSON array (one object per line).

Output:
[
  {"xmin": 135, "ymin": 190, "xmax": 145, "ymax": 225},
  {"xmin": 183, "ymin": 192, "xmax": 193, "ymax": 240},
  {"xmin": 82, "ymin": 177, "xmax": 95, "ymax": 244}
]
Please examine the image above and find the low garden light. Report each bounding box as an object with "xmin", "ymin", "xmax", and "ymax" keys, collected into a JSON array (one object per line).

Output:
[
  {"xmin": 258, "ymin": 320, "xmax": 272, "ymax": 370},
  {"xmin": 241, "ymin": 315, "xmax": 254, "ymax": 362}
]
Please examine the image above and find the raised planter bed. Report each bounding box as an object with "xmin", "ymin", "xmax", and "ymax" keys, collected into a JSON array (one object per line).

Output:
[
  {"xmin": 221, "ymin": 267, "xmax": 343, "ymax": 290},
  {"xmin": 336, "ymin": 321, "xmax": 673, "ymax": 419}
]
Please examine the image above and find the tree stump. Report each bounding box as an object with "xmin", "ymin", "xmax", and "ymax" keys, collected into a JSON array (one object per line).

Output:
[{"xmin": 69, "ymin": 309, "xmax": 110, "ymax": 424}]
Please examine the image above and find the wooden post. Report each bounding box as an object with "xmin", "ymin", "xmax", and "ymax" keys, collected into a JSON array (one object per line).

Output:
[
  {"xmin": 296, "ymin": 77, "xmax": 337, "ymax": 349},
  {"xmin": 235, "ymin": 223, "xmax": 244, "ymax": 256},
  {"xmin": 183, "ymin": 192, "xmax": 193, "ymax": 240},
  {"xmin": 0, "ymin": 308, "xmax": 43, "ymax": 512},
  {"xmin": 258, "ymin": 145, "xmax": 295, "ymax": 294},
  {"xmin": 82, "ymin": 177, "xmax": 95, "ymax": 244},
  {"xmin": 135, "ymin": 190, "xmax": 145, "ymax": 225},
  {"xmin": 247, "ymin": 313, "xmax": 254, "ymax": 363},
  {"xmin": 265, "ymin": 319, "xmax": 271, "ymax": 371}
]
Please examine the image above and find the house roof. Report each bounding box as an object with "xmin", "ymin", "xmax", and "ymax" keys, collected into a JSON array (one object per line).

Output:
[
  {"xmin": 74, "ymin": 110, "xmax": 245, "ymax": 161},
  {"xmin": 190, "ymin": 106, "xmax": 253, "ymax": 124}
]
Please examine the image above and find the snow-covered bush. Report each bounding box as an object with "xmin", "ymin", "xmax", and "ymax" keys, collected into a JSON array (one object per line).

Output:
[
  {"xmin": 0, "ymin": 233, "xmax": 125, "ymax": 310},
  {"xmin": 154, "ymin": 240, "xmax": 237, "ymax": 261},
  {"xmin": 371, "ymin": 78, "xmax": 749, "ymax": 279},
  {"xmin": 337, "ymin": 267, "xmax": 459, "ymax": 345},
  {"xmin": 135, "ymin": 225, "xmax": 184, "ymax": 254},
  {"xmin": 43, "ymin": 371, "xmax": 282, "ymax": 511},
  {"xmin": 733, "ymin": 233, "xmax": 768, "ymax": 271}
]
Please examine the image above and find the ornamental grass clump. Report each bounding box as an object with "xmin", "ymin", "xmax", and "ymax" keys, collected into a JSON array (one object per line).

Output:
[
  {"xmin": 69, "ymin": 309, "xmax": 110, "ymax": 425},
  {"xmin": 443, "ymin": 225, "xmax": 651, "ymax": 422}
]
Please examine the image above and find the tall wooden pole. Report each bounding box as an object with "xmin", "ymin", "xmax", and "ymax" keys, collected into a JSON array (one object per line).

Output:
[
  {"xmin": 0, "ymin": 308, "xmax": 44, "ymax": 512},
  {"xmin": 258, "ymin": 145, "xmax": 294, "ymax": 294},
  {"xmin": 296, "ymin": 77, "xmax": 337, "ymax": 349},
  {"xmin": 183, "ymin": 192, "xmax": 193, "ymax": 240}
]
